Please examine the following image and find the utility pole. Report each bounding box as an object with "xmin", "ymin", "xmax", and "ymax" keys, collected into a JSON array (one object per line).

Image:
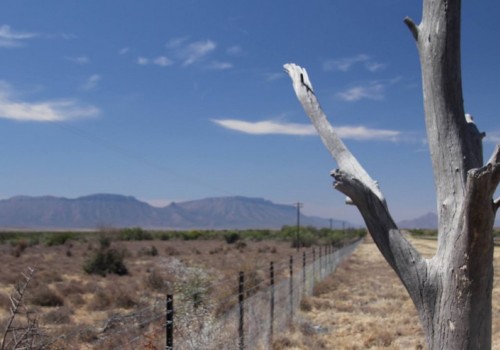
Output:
[
  {"xmin": 329, "ymin": 218, "xmax": 333, "ymax": 230},
  {"xmin": 294, "ymin": 202, "xmax": 303, "ymax": 251}
]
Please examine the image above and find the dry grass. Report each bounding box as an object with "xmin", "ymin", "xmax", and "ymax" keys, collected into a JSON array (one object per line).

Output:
[
  {"xmin": 275, "ymin": 237, "xmax": 500, "ymax": 349},
  {"xmin": 0, "ymin": 236, "xmax": 302, "ymax": 348},
  {"xmin": 274, "ymin": 238, "xmax": 421, "ymax": 349}
]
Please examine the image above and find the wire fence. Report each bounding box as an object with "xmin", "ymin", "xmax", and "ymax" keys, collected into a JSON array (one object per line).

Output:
[
  {"xmin": 88, "ymin": 238, "xmax": 362, "ymax": 350},
  {"xmin": 3, "ymin": 239, "xmax": 361, "ymax": 349}
]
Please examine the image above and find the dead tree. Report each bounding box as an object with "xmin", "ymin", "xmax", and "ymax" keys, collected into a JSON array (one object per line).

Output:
[{"xmin": 284, "ymin": 0, "xmax": 500, "ymax": 348}]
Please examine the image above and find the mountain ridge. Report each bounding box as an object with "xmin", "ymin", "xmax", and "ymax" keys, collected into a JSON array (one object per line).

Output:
[{"xmin": 0, "ymin": 194, "xmax": 348, "ymax": 230}]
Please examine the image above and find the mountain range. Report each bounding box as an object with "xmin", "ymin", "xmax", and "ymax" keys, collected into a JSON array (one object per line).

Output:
[{"xmin": 0, "ymin": 194, "xmax": 347, "ymax": 230}]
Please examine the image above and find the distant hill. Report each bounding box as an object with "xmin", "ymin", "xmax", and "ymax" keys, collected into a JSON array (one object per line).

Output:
[
  {"xmin": 0, "ymin": 194, "xmax": 347, "ymax": 230},
  {"xmin": 398, "ymin": 212, "xmax": 438, "ymax": 229}
]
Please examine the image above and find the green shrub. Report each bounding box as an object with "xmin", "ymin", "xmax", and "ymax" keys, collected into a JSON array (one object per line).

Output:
[
  {"xmin": 119, "ymin": 227, "xmax": 153, "ymax": 241},
  {"xmin": 224, "ymin": 232, "xmax": 240, "ymax": 244},
  {"xmin": 45, "ymin": 232, "xmax": 76, "ymax": 246},
  {"xmin": 83, "ymin": 249, "xmax": 128, "ymax": 276}
]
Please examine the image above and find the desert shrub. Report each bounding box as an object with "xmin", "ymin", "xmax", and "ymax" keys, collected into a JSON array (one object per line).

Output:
[
  {"xmin": 180, "ymin": 230, "xmax": 203, "ymax": 241},
  {"xmin": 224, "ymin": 231, "xmax": 240, "ymax": 244},
  {"xmin": 145, "ymin": 269, "xmax": 166, "ymax": 291},
  {"xmin": 45, "ymin": 232, "xmax": 76, "ymax": 246},
  {"xmin": 164, "ymin": 246, "xmax": 180, "ymax": 256},
  {"xmin": 159, "ymin": 232, "xmax": 171, "ymax": 240},
  {"xmin": 10, "ymin": 239, "xmax": 28, "ymax": 257},
  {"xmin": 209, "ymin": 246, "xmax": 224, "ymax": 255},
  {"xmin": 113, "ymin": 289, "xmax": 137, "ymax": 309},
  {"xmin": 29, "ymin": 287, "xmax": 64, "ymax": 307},
  {"xmin": 119, "ymin": 227, "xmax": 153, "ymax": 241},
  {"xmin": 139, "ymin": 245, "xmax": 158, "ymax": 257},
  {"xmin": 291, "ymin": 231, "xmax": 316, "ymax": 248},
  {"xmin": 235, "ymin": 241, "xmax": 247, "ymax": 250},
  {"xmin": 87, "ymin": 289, "xmax": 112, "ymax": 311},
  {"xmin": 300, "ymin": 296, "xmax": 313, "ymax": 312},
  {"xmin": 42, "ymin": 306, "xmax": 73, "ymax": 324},
  {"xmin": 83, "ymin": 249, "xmax": 128, "ymax": 276},
  {"xmin": 77, "ymin": 326, "xmax": 99, "ymax": 343},
  {"xmin": 0, "ymin": 292, "xmax": 10, "ymax": 310},
  {"xmin": 99, "ymin": 235, "xmax": 111, "ymax": 249},
  {"xmin": 312, "ymin": 275, "xmax": 335, "ymax": 297}
]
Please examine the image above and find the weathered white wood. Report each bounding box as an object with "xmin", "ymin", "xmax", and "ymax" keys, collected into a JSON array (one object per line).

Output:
[
  {"xmin": 285, "ymin": 0, "xmax": 499, "ymax": 348},
  {"xmin": 283, "ymin": 63, "xmax": 385, "ymax": 204}
]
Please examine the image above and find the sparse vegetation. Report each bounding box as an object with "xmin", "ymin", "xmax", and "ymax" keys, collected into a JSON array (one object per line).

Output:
[
  {"xmin": 83, "ymin": 248, "xmax": 128, "ymax": 276},
  {"xmin": 0, "ymin": 228, "xmax": 365, "ymax": 349}
]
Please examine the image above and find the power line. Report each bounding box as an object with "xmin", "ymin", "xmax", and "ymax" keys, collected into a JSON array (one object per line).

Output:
[{"xmin": 50, "ymin": 120, "xmax": 234, "ymax": 197}]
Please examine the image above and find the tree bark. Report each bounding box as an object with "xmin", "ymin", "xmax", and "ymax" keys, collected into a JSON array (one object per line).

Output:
[{"xmin": 284, "ymin": 1, "xmax": 500, "ymax": 348}]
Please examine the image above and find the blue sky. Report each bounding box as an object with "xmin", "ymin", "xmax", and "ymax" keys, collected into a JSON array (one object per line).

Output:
[{"xmin": 0, "ymin": 1, "xmax": 498, "ymax": 225}]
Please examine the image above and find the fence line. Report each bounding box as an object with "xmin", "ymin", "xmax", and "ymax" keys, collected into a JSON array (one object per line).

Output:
[
  {"xmin": 169, "ymin": 238, "xmax": 362, "ymax": 349},
  {"xmin": 47, "ymin": 238, "xmax": 362, "ymax": 349}
]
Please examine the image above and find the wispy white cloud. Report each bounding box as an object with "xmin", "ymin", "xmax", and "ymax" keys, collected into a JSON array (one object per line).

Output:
[
  {"xmin": 0, "ymin": 24, "xmax": 38, "ymax": 48},
  {"xmin": 337, "ymin": 83, "xmax": 385, "ymax": 101},
  {"xmin": 226, "ymin": 46, "xmax": 242, "ymax": 55},
  {"xmin": 365, "ymin": 61, "xmax": 387, "ymax": 72},
  {"xmin": 485, "ymin": 132, "xmax": 500, "ymax": 144},
  {"xmin": 323, "ymin": 54, "xmax": 386, "ymax": 73},
  {"xmin": 119, "ymin": 47, "xmax": 130, "ymax": 55},
  {"xmin": 265, "ymin": 72, "xmax": 285, "ymax": 81},
  {"xmin": 207, "ymin": 61, "xmax": 233, "ymax": 70},
  {"xmin": 153, "ymin": 56, "xmax": 173, "ymax": 66},
  {"xmin": 65, "ymin": 56, "xmax": 89, "ymax": 64},
  {"xmin": 213, "ymin": 118, "xmax": 401, "ymax": 141},
  {"xmin": 166, "ymin": 37, "xmax": 189, "ymax": 49},
  {"xmin": 137, "ymin": 56, "xmax": 173, "ymax": 67},
  {"xmin": 81, "ymin": 74, "xmax": 101, "ymax": 91},
  {"xmin": 323, "ymin": 54, "xmax": 369, "ymax": 72},
  {"xmin": 182, "ymin": 40, "xmax": 216, "ymax": 66},
  {"xmin": 143, "ymin": 38, "xmax": 233, "ymax": 70},
  {"xmin": 137, "ymin": 57, "xmax": 149, "ymax": 65},
  {"xmin": 213, "ymin": 119, "xmax": 316, "ymax": 136},
  {"xmin": 0, "ymin": 81, "xmax": 99, "ymax": 122},
  {"xmin": 334, "ymin": 125, "xmax": 400, "ymax": 141}
]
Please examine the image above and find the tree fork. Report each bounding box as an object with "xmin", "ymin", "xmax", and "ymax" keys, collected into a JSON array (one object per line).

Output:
[{"xmin": 284, "ymin": 0, "xmax": 499, "ymax": 348}]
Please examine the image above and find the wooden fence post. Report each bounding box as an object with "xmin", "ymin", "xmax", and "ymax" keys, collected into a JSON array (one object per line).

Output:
[
  {"xmin": 166, "ymin": 294, "xmax": 173, "ymax": 350},
  {"xmin": 239, "ymin": 271, "xmax": 245, "ymax": 350}
]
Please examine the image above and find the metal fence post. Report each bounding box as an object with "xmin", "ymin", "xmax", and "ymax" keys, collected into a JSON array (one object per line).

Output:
[
  {"xmin": 166, "ymin": 294, "xmax": 173, "ymax": 350},
  {"xmin": 312, "ymin": 248, "xmax": 316, "ymax": 285},
  {"xmin": 289, "ymin": 256, "xmax": 293, "ymax": 320},
  {"xmin": 270, "ymin": 261, "xmax": 275, "ymax": 345},
  {"xmin": 239, "ymin": 271, "xmax": 245, "ymax": 350},
  {"xmin": 319, "ymin": 246, "xmax": 322, "ymax": 279},
  {"xmin": 302, "ymin": 251, "xmax": 306, "ymax": 295}
]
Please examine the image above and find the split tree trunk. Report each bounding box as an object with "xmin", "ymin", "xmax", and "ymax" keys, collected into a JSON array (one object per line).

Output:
[{"xmin": 285, "ymin": 0, "xmax": 500, "ymax": 348}]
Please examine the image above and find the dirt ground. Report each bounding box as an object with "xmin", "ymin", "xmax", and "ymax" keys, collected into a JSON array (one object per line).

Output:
[{"xmin": 274, "ymin": 237, "xmax": 500, "ymax": 350}]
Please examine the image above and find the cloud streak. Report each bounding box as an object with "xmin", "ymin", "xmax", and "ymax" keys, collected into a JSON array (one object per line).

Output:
[
  {"xmin": 137, "ymin": 56, "xmax": 173, "ymax": 67},
  {"xmin": 0, "ymin": 24, "xmax": 38, "ymax": 48},
  {"xmin": 336, "ymin": 83, "xmax": 385, "ymax": 101},
  {"xmin": 81, "ymin": 74, "xmax": 101, "ymax": 91},
  {"xmin": 0, "ymin": 82, "xmax": 100, "ymax": 122},
  {"xmin": 213, "ymin": 119, "xmax": 400, "ymax": 141},
  {"xmin": 181, "ymin": 40, "xmax": 216, "ymax": 66},
  {"xmin": 65, "ymin": 56, "xmax": 89, "ymax": 64},
  {"xmin": 323, "ymin": 54, "xmax": 386, "ymax": 73}
]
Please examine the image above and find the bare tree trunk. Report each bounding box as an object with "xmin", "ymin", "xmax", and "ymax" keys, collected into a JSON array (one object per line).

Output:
[{"xmin": 284, "ymin": 0, "xmax": 500, "ymax": 348}]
